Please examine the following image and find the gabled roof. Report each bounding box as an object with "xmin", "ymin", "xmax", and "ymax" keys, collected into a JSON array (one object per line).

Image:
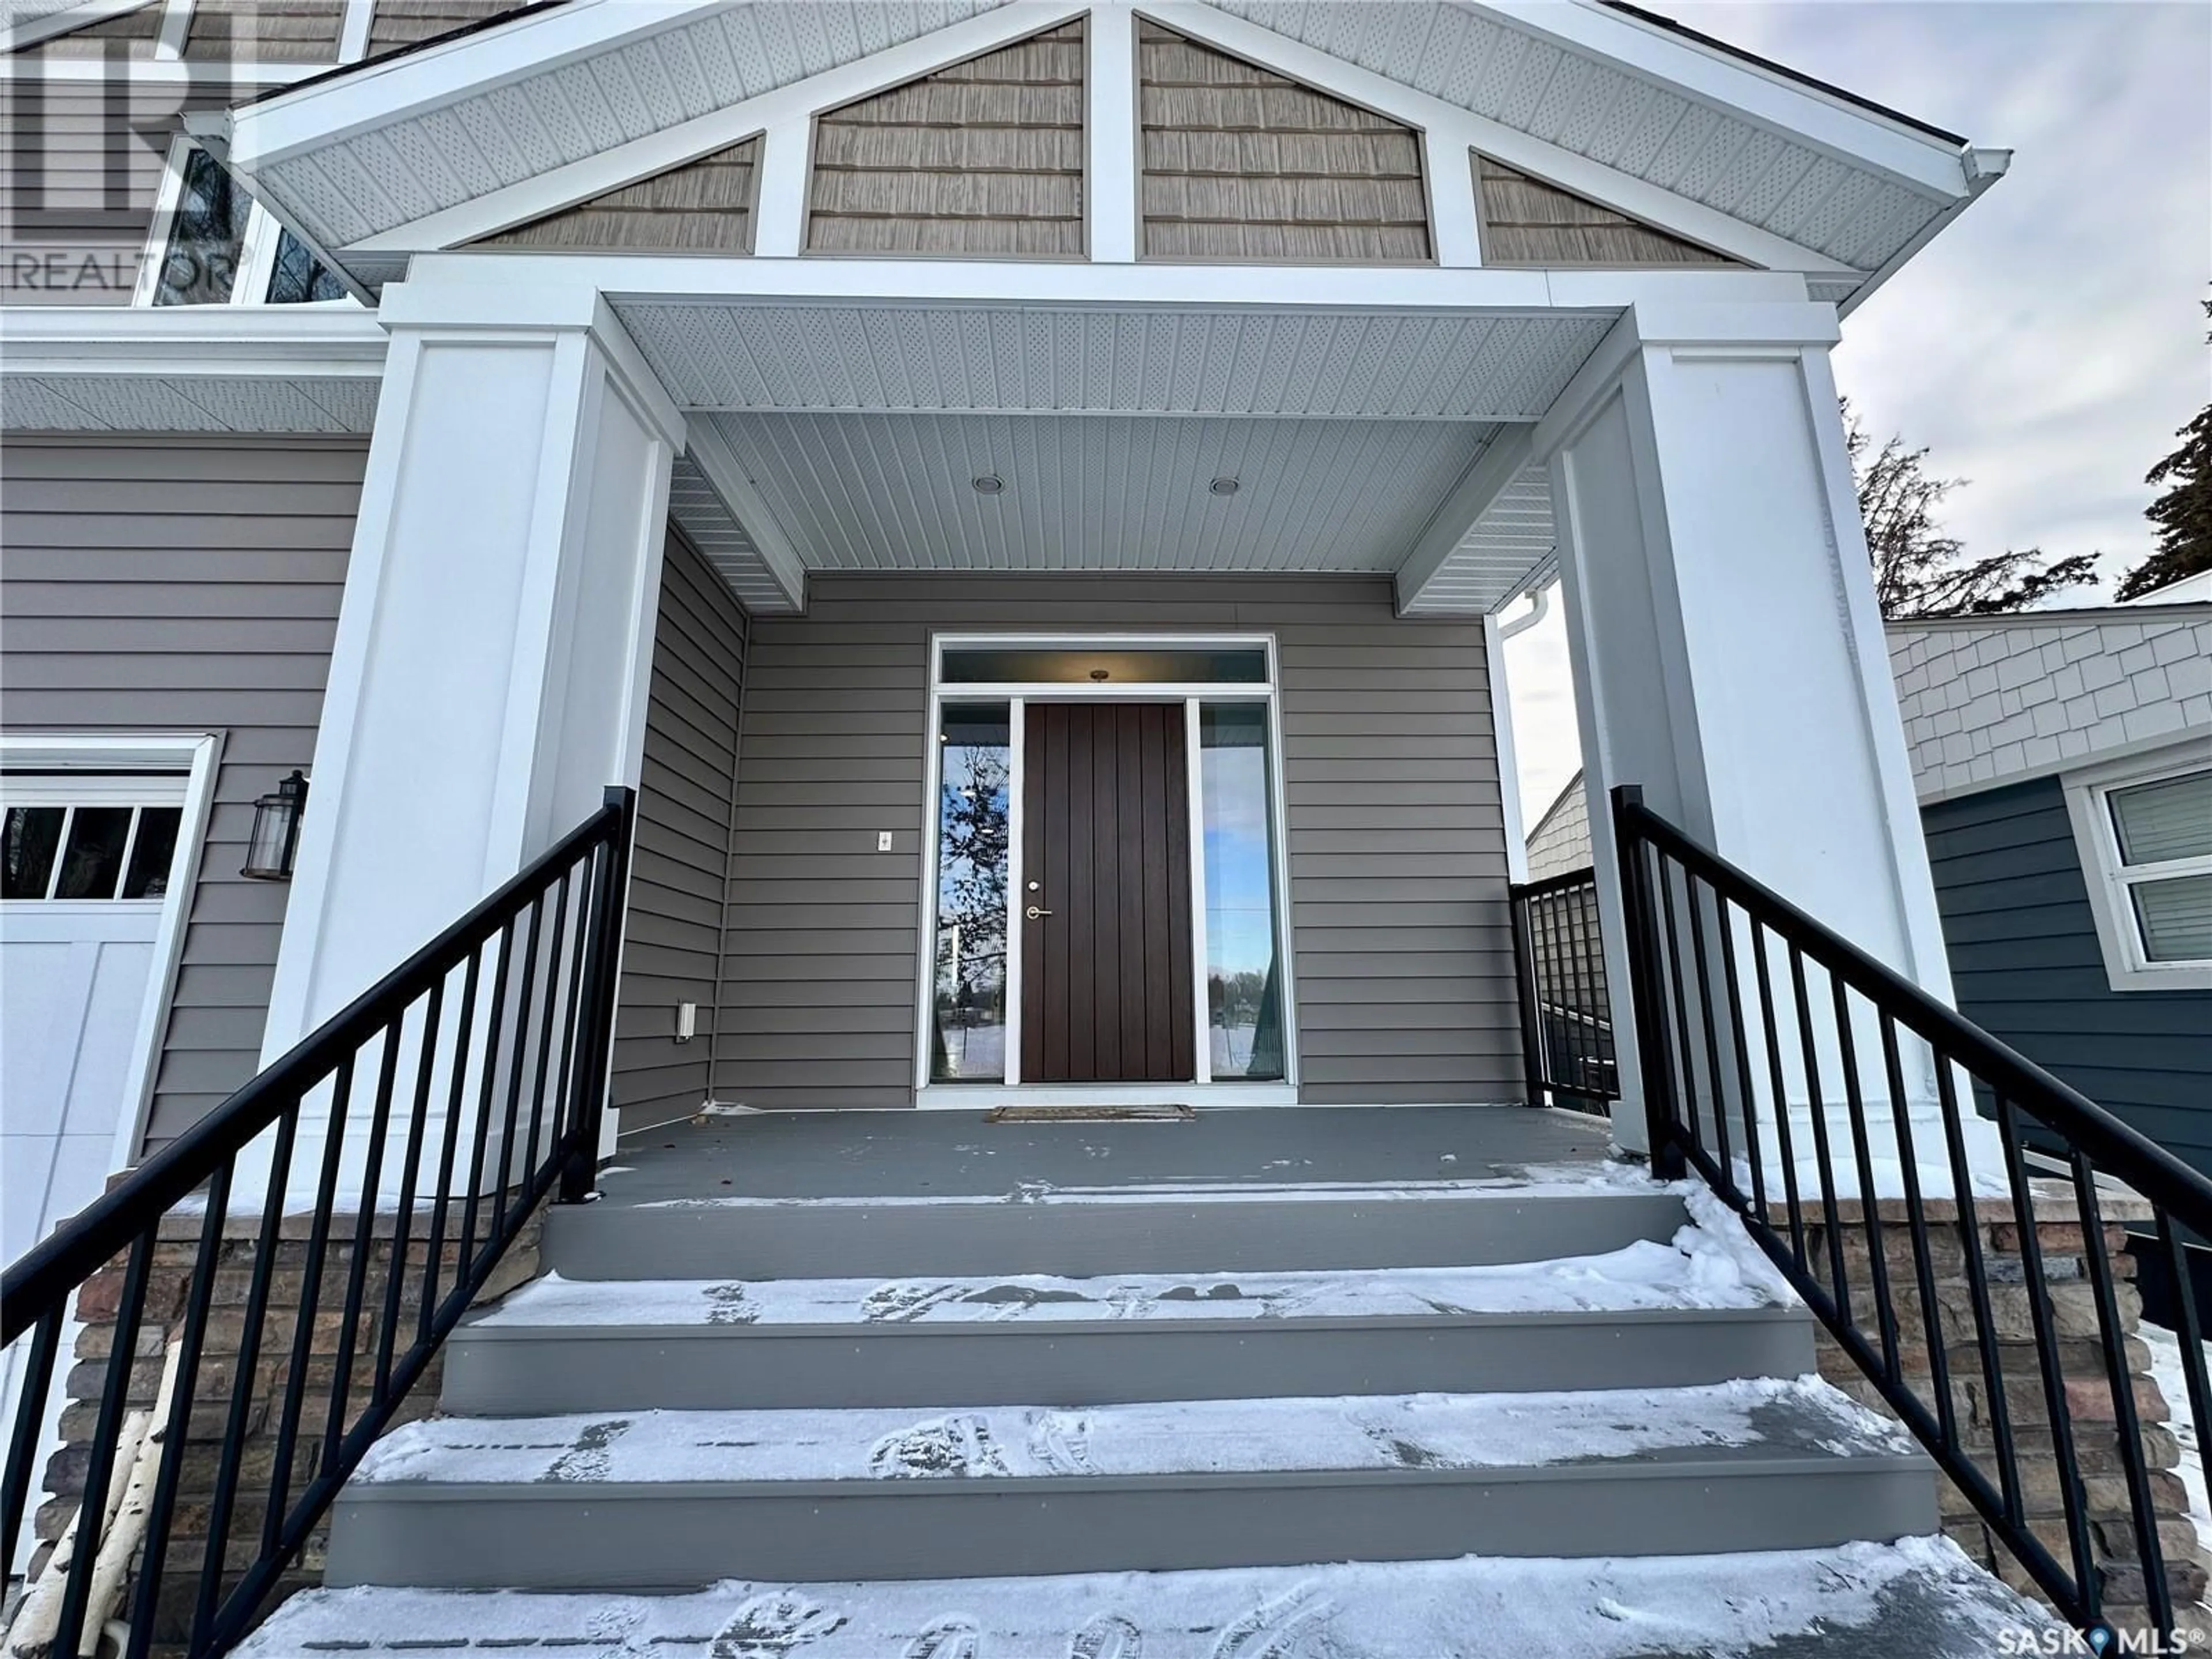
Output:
[{"xmin": 214, "ymin": 0, "xmax": 1999, "ymax": 308}]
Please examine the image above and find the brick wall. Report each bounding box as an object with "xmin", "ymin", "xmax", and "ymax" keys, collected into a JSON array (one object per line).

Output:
[{"xmin": 31, "ymin": 1202, "xmax": 543, "ymax": 1650}]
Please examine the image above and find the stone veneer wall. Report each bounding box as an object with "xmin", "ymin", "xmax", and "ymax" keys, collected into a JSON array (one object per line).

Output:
[
  {"xmin": 1793, "ymin": 1190, "xmax": 2209, "ymax": 1635},
  {"xmin": 32, "ymin": 1202, "xmax": 544, "ymax": 1649}
]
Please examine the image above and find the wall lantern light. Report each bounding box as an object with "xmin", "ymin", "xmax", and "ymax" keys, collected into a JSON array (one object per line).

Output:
[{"xmin": 241, "ymin": 769, "xmax": 309, "ymax": 881}]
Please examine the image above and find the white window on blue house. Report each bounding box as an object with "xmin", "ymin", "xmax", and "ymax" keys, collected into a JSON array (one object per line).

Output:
[
  {"xmin": 137, "ymin": 139, "xmax": 351, "ymax": 308},
  {"xmin": 2067, "ymin": 751, "xmax": 2212, "ymax": 991}
]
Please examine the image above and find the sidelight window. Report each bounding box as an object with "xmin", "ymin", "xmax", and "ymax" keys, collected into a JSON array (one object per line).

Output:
[
  {"xmin": 1198, "ymin": 704, "xmax": 1285, "ymax": 1080},
  {"xmin": 928, "ymin": 704, "xmax": 1013, "ymax": 1082}
]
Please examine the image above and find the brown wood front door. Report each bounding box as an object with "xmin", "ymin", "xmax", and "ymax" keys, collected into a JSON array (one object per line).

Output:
[{"xmin": 1020, "ymin": 702, "xmax": 1195, "ymax": 1084}]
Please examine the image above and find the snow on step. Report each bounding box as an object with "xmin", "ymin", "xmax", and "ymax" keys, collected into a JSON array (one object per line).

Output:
[
  {"xmin": 354, "ymin": 1377, "xmax": 1910, "ymax": 1487},
  {"xmin": 238, "ymin": 1535, "xmax": 2061, "ymax": 1658}
]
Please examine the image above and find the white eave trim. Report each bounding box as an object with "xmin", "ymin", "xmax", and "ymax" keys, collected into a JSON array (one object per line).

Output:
[
  {"xmin": 0, "ymin": 305, "xmax": 391, "ymax": 379},
  {"xmin": 224, "ymin": 0, "xmax": 729, "ymax": 169},
  {"xmin": 1505, "ymin": 0, "xmax": 1979, "ymax": 199}
]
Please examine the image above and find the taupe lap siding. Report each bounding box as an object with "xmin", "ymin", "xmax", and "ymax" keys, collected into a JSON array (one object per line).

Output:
[
  {"xmin": 615, "ymin": 530, "xmax": 748, "ymax": 1133},
  {"xmin": 713, "ymin": 573, "xmax": 1520, "ymax": 1110},
  {"xmin": 0, "ymin": 436, "xmax": 365, "ymax": 1152}
]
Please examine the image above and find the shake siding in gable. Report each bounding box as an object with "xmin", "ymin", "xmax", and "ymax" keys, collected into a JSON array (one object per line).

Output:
[
  {"xmin": 614, "ymin": 529, "xmax": 749, "ymax": 1133},
  {"xmin": 0, "ymin": 435, "xmax": 366, "ymax": 1152},
  {"xmin": 714, "ymin": 573, "xmax": 1522, "ymax": 1111},
  {"xmin": 1923, "ymin": 776, "xmax": 2212, "ymax": 1173}
]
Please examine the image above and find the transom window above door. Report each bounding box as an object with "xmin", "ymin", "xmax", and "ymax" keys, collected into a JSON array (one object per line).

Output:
[{"xmin": 1, "ymin": 791, "xmax": 186, "ymax": 903}]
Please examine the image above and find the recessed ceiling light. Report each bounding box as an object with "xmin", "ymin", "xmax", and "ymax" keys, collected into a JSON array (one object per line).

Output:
[
  {"xmin": 972, "ymin": 475, "xmax": 1005, "ymax": 496},
  {"xmin": 1209, "ymin": 476, "xmax": 1241, "ymax": 497}
]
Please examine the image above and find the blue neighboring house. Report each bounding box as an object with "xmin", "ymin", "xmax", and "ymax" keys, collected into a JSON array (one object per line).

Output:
[{"xmin": 1888, "ymin": 579, "xmax": 2212, "ymax": 1176}]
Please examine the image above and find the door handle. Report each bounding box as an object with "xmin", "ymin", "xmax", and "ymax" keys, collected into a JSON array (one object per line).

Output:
[{"xmin": 1026, "ymin": 906, "xmax": 1053, "ymax": 919}]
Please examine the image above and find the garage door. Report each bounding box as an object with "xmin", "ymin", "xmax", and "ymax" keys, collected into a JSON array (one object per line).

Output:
[{"xmin": 2, "ymin": 774, "xmax": 190, "ymax": 1571}]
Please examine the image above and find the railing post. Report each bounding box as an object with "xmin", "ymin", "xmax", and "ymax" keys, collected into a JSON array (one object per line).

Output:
[
  {"xmin": 1508, "ymin": 884, "xmax": 1548, "ymax": 1109},
  {"xmin": 1612, "ymin": 785, "xmax": 1684, "ymax": 1179},
  {"xmin": 561, "ymin": 785, "xmax": 636, "ymax": 1203}
]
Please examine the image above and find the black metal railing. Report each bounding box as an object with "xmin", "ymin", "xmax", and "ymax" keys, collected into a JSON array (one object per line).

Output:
[
  {"xmin": 1, "ymin": 786, "xmax": 635, "ymax": 1658},
  {"xmin": 1510, "ymin": 866, "xmax": 1620, "ymax": 1111},
  {"xmin": 1612, "ymin": 782, "xmax": 2212, "ymax": 1642}
]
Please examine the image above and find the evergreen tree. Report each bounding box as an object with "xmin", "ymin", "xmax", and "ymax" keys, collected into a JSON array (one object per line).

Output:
[
  {"xmin": 1845, "ymin": 402, "xmax": 2099, "ymax": 618},
  {"xmin": 2113, "ymin": 298, "xmax": 2212, "ymax": 601}
]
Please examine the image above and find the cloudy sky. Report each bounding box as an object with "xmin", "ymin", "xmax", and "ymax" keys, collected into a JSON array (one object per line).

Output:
[{"xmin": 1505, "ymin": 0, "xmax": 2212, "ymax": 831}]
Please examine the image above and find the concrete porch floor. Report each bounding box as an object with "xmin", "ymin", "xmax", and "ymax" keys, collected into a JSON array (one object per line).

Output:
[{"xmin": 600, "ymin": 1104, "xmax": 1620, "ymax": 1206}]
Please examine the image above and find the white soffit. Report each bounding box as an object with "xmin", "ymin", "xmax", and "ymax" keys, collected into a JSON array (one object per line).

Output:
[
  {"xmin": 1211, "ymin": 0, "xmax": 1969, "ymax": 275},
  {"xmin": 1400, "ymin": 458, "xmax": 1555, "ymax": 614},
  {"xmin": 668, "ymin": 449, "xmax": 801, "ymax": 614},
  {"xmin": 234, "ymin": 1, "xmax": 1013, "ymax": 250},
  {"xmin": 613, "ymin": 302, "xmax": 1612, "ymax": 421},
  {"xmin": 703, "ymin": 410, "xmax": 1497, "ymax": 576}
]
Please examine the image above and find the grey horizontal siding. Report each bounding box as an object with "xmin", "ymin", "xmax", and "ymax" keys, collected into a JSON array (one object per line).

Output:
[
  {"xmin": 1139, "ymin": 21, "xmax": 1431, "ymax": 264},
  {"xmin": 1924, "ymin": 776, "xmax": 2212, "ymax": 1172},
  {"xmin": 806, "ymin": 18, "xmax": 1085, "ymax": 258},
  {"xmin": 0, "ymin": 436, "xmax": 366, "ymax": 1153},
  {"xmin": 615, "ymin": 529, "xmax": 749, "ymax": 1134},
  {"xmin": 713, "ymin": 573, "xmax": 1518, "ymax": 1110},
  {"xmin": 0, "ymin": 81, "xmax": 191, "ymax": 305}
]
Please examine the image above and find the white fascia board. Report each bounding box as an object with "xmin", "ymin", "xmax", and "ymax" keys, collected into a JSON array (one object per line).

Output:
[
  {"xmin": 404, "ymin": 250, "xmax": 1808, "ymax": 312},
  {"xmin": 0, "ymin": 0, "xmax": 156, "ymax": 53},
  {"xmin": 1146, "ymin": 1, "xmax": 1859, "ymax": 276},
  {"xmin": 1834, "ymin": 153, "xmax": 2008, "ymax": 318},
  {"xmin": 682, "ymin": 417, "xmax": 807, "ymax": 611},
  {"xmin": 225, "ymin": 0, "xmax": 720, "ymax": 169},
  {"xmin": 1497, "ymin": 0, "xmax": 1976, "ymax": 199},
  {"xmin": 343, "ymin": 2, "xmax": 1085, "ymax": 253},
  {"xmin": 1395, "ymin": 424, "xmax": 1535, "ymax": 614},
  {"xmin": 0, "ymin": 305, "xmax": 389, "ymax": 379}
]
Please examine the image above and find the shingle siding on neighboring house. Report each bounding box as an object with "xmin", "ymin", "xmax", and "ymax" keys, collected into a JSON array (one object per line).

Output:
[
  {"xmin": 0, "ymin": 435, "xmax": 366, "ymax": 1152},
  {"xmin": 715, "ymin": 573, "xmax": 1520, "ymax": 1110},
  {"xmin": 1889, "ymin": 607, "xmax": 2212, "ymax": 801},
  {"xmin": 1524, "ymin": 774, "xmax": 1592, "ymax": 881},
  {"xmin": 615, "ymin": 529, "xmax": 749, "ymax": 1134},
  {"xmin": 1923, "ymin": 775, "xmax": 2212, "ymax": 1172}
]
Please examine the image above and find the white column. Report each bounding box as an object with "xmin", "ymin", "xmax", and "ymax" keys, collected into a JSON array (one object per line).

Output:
[
  {"xmin": 262, "ymin": 285, "xmax": 682, "ymax": 1063},
  {"xmin": 1536, "ymin": 301, "xmax": 1992, "ymax": 1184}
]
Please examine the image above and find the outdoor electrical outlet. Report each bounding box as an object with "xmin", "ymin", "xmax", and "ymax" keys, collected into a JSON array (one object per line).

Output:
[{"xmin": 877, "ymin": 831, "xmax": 895, "ymax": 852}]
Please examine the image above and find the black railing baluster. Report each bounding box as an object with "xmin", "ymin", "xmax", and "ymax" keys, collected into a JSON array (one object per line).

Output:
[
  {"xmin": 1830, "ymin": 980, "xmax": 1902, "ymax": 1388},
  {"xmin": 1509, "ymin": 884, "xmax": 1546, "ymax": 1107},
  {"xmin": 1712, "ymin": 898, "xmax": 1768, "ymax": 1221},
  {"xmin": 1748, "ymin": 921, "xmax": 1808, "ymax": 1267},
  {"xmin": 54, "ymin": 1228, "xmax": 155, "ymax": 1659},
  {"xmin": 1933, "ymin": 1056, "xmax": 2022, "ymax": 1527},
  {"xmin": 125, "ymin": 1159, "xmax": 232, "ymax": 1658},
  {"xmin": 490, "ymin": 897, "xmax": 546, "ymax": 1249},
  {"xmin": 451, "ymin": 921, "xmax": 516, "ymax": 1314},
  {"xmin": 418, "ymin": 951, "xmax": 482, "ymax": 1349},
  {"xmin": 2073, "ymin": 1154, "xmax": 2171, "ymax": 1633},
  {"xmin": 193, "ymin": 1109, "xmax": 297, "ymax": 1653},
  {"xmin": 1877, "ymin": 1015, "xmax": 1956, "ymax": 1451},
  {"xmin": 1654, "ymin": 857, "xmax": 1702, "ymax": 1154},
  {"xmin": 1, "ymin": 1305, "xmax": 63, "ymax": 1565},
  {"xmin": 1684, "ymin": 872, "xmax": 1736, "ymax": 1182},
  {"xmin": 262, "ymin": 1055, "xmax": 354, "ymax": 1560},
  {"xmin": 521, "ymin": 873, "xmax": 573, "ymax": 1186},
  {"xmin": 1787, "ymin": 945, "xmax": 1853, "ymax": 1323},
  {"xmin": 1995, "ymin": 1097, "xmax": 2100, "ymax": 1614},
  {"xmin": 2157, "ymin": 1214, "xmax": 2211, "ymax": 1517},
  {"xmin": 321, "ymin": 1024, "xmax": 403, "ymax": 1479},
  {"xmin": 375, "ymin": 982, "xmax": 444, "ymax": 1409}
]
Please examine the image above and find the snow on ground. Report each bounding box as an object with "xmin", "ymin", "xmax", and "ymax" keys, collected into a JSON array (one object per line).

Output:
[
  {"xmin": 237, "ymin": 1535, "xmax": 2062, "ymax": 1658},
  {"xmin": 2142, "ymin": 1320, "xmax": 2212, "ymax": 1554},
  {"xmin": 351, "ymin": 1377, "xmax": 1909, "ymax": 1487}
]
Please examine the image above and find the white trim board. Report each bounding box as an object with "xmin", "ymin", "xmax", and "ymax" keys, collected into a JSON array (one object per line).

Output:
[{"xmin": 2061, "ymin": 741, "xmax": 2212, "ymax": 995}]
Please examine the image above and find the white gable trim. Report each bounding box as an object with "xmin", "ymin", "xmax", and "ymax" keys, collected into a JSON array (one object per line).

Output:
[
  {"xmin": 1143, "ymin": 2, "xmax": 1855, "ymax": 276},
  {"xmin": 334, "ymin": 3, "xmax": 1082, "ymax": 255}
]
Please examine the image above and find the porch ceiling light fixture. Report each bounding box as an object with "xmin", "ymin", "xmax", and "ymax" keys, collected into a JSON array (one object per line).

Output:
[
  {"xmin": 1209, "ymin": 477, "xmax": 1241, "ymax": 497},
  {"xmin": 971, "ymin": 475, "xmax": 1005, "ymax": 496},
  {"xmin": 241, "ymin": 769, "xmax": 308, "ymax": 881}
]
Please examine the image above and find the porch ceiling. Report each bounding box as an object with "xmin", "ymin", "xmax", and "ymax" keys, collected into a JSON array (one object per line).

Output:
[{"xmin": 698, "ymin": 410, "xmax": 1499, "ymax": 578}]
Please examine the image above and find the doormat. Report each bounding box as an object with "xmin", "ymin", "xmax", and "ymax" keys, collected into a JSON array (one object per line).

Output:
[{"xmin": 984, "ymin": 1105, "xmax": 1195, "ymax": 1123}]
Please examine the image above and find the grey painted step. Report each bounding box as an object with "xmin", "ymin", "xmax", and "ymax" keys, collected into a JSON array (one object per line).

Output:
[
  {"xmin": 543, "ymin": 1189, "xmax": 1691, "ymax": 1279},
  {"xmin": 326, "ymin": 1456, "xmax": 1934, "ymax": 1590},
  {"xmin": 325, "ymin": 1385, "xmax": 1934, "ymax": 1589},
  {"xmin": 441, "ymin": 1306, "xmax": 1817, "ymax": 1412}
]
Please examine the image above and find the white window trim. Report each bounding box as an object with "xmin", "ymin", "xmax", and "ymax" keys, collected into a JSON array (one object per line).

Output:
[
  {"xmin": 913, "ymin": 632, "xmax": 1301, "ymax": 1104},
  {"xmin": 2062, "ymin": 744, "xmax": 2212, "ymax": 994},
  {"xmin": 0, "ymin": 732, "xmax": 224, "ymax": 1167}
]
